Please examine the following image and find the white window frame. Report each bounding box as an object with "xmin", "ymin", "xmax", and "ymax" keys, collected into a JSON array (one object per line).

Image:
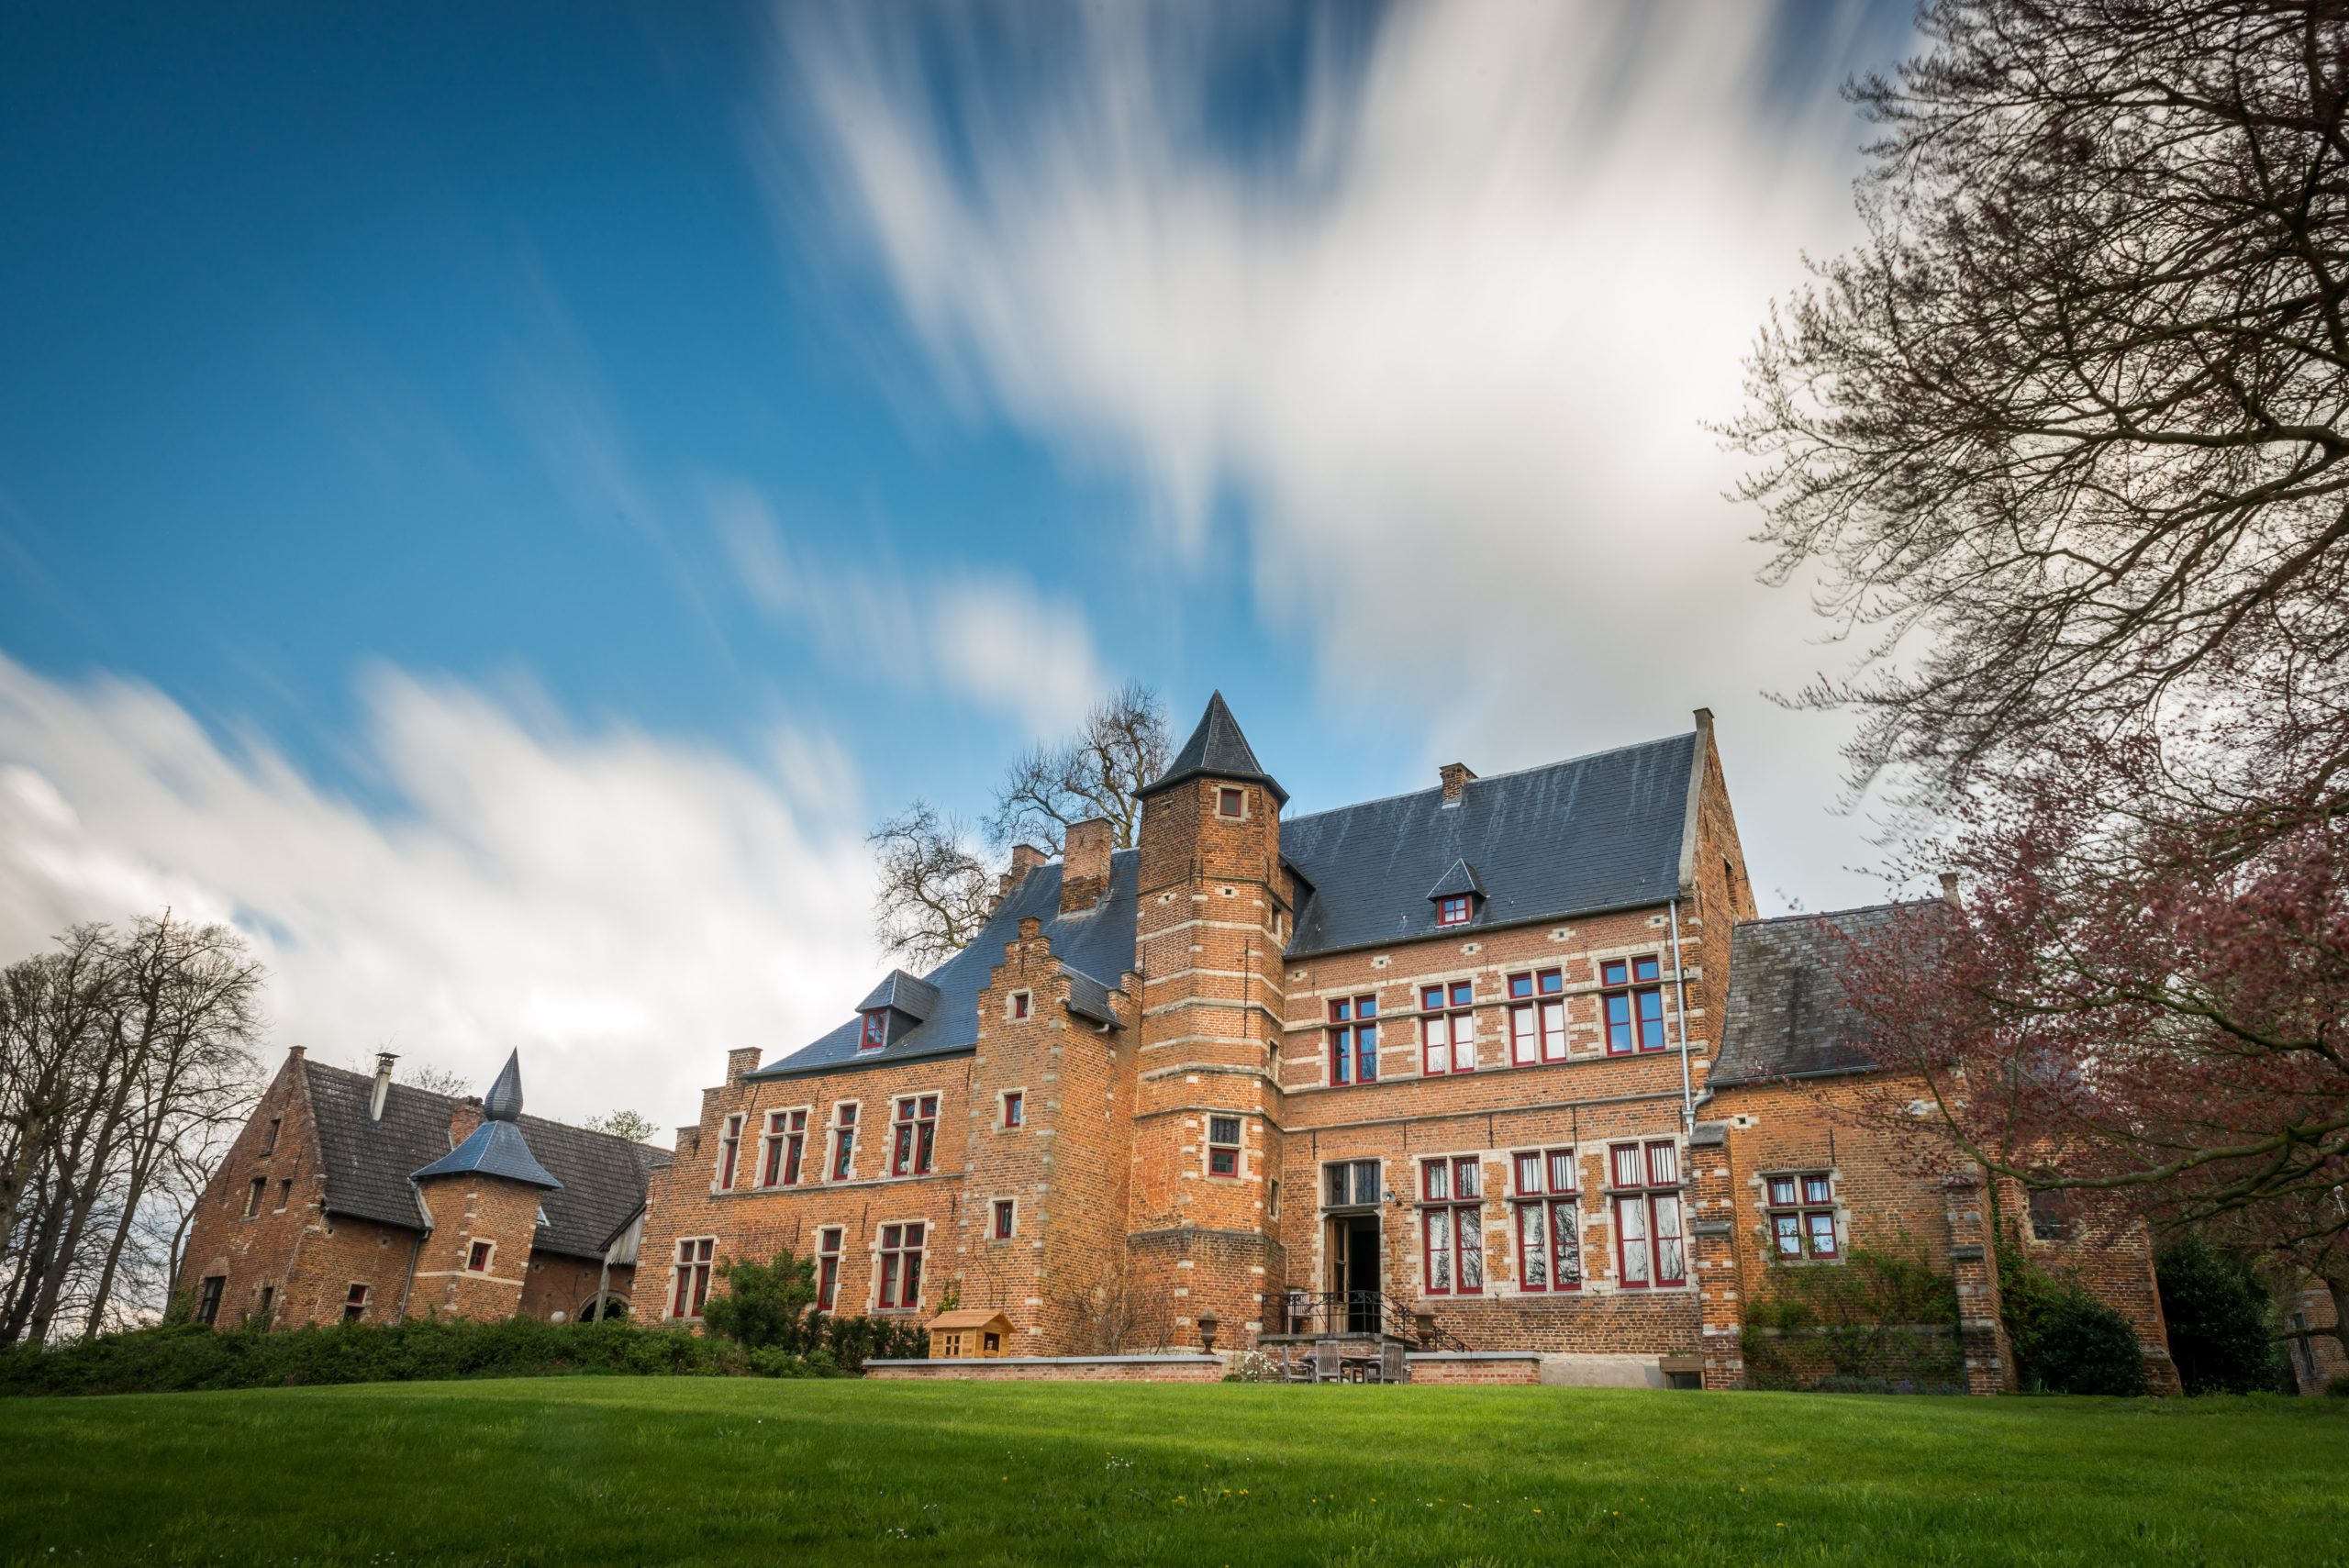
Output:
[
  {"xmin": 465, "ymin": 1239, "xmax": 496, "ymax": 1275},
  {"xmin": 758, "ymin": 1104, "xmax": 813, "ymax": 1188},
  {"xmin": 714, "ymin": 1113, "xmax": 744, "ymax": 1193},
  {"xmin": 827, "ymin": 1101, "xmax": 861, "ymax": 1181}
]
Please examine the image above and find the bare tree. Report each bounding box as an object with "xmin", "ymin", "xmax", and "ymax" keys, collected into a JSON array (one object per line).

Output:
[
  {"xmin": 0, "ymin": 914, "xmax": 264, "ymax": 1344},
  {"xmin": 867, "ymin": 685, "xmax": 1170, "ymax": 969},
  {"xmin": 400, "ymin": 1062, "xmax": 473, "ymax": 1097},
  {"xmin": 868, "ymin": 801, "xmax": 996, "ymax": 969},
  {"xmin": 1727, "ymin": 0, "xmax": 2349, "ymax": 793},
  {"xmin": 987, "ymin": 682, "xmax": 1170, "ymax": 853}
]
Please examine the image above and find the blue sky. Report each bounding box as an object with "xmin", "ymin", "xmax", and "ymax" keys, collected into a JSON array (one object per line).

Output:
[{"xmin": 0, "ymin": 2, "xmax": 1918, "ymax": 1124}]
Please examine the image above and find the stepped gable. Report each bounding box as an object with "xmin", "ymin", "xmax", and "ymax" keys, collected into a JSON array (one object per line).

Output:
[
  {"xmin": 751, "ymin": 848, "xmax": 1141, "ymax": 1080},
  {"xmin": 1281, "ymin": 731, "xmax": 1700, "ymax": 957}
]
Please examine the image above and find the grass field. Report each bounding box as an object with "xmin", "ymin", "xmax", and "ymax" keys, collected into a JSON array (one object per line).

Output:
[{"xmin": 0, "ymin": 1379, "xmax": 2342, "ymax": 1566}]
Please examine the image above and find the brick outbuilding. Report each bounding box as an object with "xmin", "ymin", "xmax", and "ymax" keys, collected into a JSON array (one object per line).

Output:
[{"xmin": 178, "ymin": 1050, "xmax": 667, "ymax": 1329}]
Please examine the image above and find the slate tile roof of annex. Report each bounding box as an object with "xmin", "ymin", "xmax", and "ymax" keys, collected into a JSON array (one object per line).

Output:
[
  {"xmin": 1710, "ymin": 903, "xmax": 1931, "ymax": 1087},
  {"xmin": 303, "ymin": 1060, "xmax": 671, "ymax": 1258},
  {"xmin": 749, "ymin": 848, "xmax": 1140, "ymax": 1080},
  {"xmin": 1281, "ymin": 732, "xmax": 1700, "ymax": 958}
]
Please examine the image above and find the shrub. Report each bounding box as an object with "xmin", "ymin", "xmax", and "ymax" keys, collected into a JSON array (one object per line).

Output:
[
  {"xmin": 1998, "ymin": 1231, "xmax": 2147, "ymax": 1396},
  {"xmin": 2155, "ymin": 1235, "xmax": 2284, "ymax": 1396},
  {"xmin": 0, "ymin": 1310, "xmax": 920, "ymax": 1398},
  {"xmin": 700, "ymin": 1251, "xmax": 818, "ymax": 1352},
  {"xmin": 1740, "ymin": 1241, "xmax": 1965, "ymax": 1394},
  {"xmin": 2325, "ymin": 1373, "xmax": 2349, "ymax": 1399}
]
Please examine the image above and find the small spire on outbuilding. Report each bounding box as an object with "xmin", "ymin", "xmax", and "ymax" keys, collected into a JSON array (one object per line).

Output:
[
  {"xmin": 482, "ymin": 1050, "xmax": 525, "ymax": 1122},
  {"xmin": 412, "ymin": 1050, "xmax": 561, "ymax": 1191}
]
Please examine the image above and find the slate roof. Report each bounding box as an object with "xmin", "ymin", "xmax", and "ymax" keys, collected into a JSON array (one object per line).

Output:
[
  {"xmin": 1709, "ymin": 904, "xmax": 1925, "ymax": 1087},
  {"xmin": 1059, "ymin": 964, "xmax": 1123, "ymax": 1029},
  {"xmin": 1139, "ymin": 691, "xmax": 1289, "ymax": 806},
  {"xmin": 857, "ymin": 969, "xmax": 941, "ymax": 1020},
  {"xmin": 1282, "ymin": 733, "xmax": 1701, "ymax": 958},
  {"xmin": 751, "ymin": 849, "xmax": 1140, "ymax": 1080},
  {"xmin": 302, "ymin": 1060, "xmax": 671, "ymax": 1259},
  {"xmin": 1426, "ymin": 857, "xmax": 1486, "ymax": 902},
  {"xmin": 413, "ymin": 1054, "xmax": 564, "ymax": 1192}
]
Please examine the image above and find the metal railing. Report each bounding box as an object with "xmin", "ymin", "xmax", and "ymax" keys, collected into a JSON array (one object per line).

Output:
[{"xmin": 1275, "ymin": 1289, "xmax": 1471, "ymax": 1352}]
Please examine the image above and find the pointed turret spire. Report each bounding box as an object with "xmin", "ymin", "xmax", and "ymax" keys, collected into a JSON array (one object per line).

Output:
[
  {"xmin": 1138, "ymin": 690, "xmax": 1287, "ymax": 806},
  {"xmin": 482, "ymin": 1050, "xmax": 524, "ymax": 1123}
]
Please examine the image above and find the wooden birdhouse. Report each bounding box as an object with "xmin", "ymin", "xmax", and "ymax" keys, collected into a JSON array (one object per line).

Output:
[{"xmin": 927, "ymin": 1307, "xmax": 1014, "ymax": 1359}]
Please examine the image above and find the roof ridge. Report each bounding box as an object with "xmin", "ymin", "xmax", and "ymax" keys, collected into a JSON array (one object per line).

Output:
[
  {"xmin": 1283, "ymin": 730, "xmax": 1698, "ymax": 826},
  {"xmin": 1732, "ymin": 900, "xmax": 1920, "ymax": 929}
]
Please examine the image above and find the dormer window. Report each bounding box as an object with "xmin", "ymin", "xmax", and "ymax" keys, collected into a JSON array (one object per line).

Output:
[
  {"xmin": 1217, "ymin": 786, "xmax": 1244, "ymax": 818},
  {"xmin": 1437, "ymin": 895, "xmax": 1472, "ymax": 927},
  {"xmin": 859, "ymin": 1011, "xmax": 889, "ymax": 1051}
]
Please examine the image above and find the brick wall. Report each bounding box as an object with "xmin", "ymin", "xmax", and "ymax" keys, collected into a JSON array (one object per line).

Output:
[
  {"xmin": 176, "ymin": 1048, "xmax": 397, "ymax": 1329},
  {"xmin": 404, "ymin": 1172, "xmax": 540, "ymax": 1320},
  {"xmin": 1128, "ymin": 773, "xmax": 1289, "ymax": 1345},
  {"xmin": 2284, "ymin": 1280, "xmax": 2346, "ymax": 1393},
  {"xmin": 636, "ymin": 1045, "xmax": 974, "ymax": 1329}
]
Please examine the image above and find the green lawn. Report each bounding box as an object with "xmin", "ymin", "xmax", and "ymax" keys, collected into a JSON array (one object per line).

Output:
[{"xmin": 0, "ymin": 1379, "xmax": 2340, "ymax": 1566}]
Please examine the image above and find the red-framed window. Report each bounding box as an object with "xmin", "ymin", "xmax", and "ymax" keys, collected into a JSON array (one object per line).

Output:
[
  {"xmin": 992, "ymin": 1198, "xmax": 1017, "ymax": 1240},
  {"xmin": 1420, "ymin": 982, "xmax": 1477, "ymax": 1074},
  {"xmin": 1766, "ymin": 1173, "xmax": 1839, "ymax": 1259},
  {"xmin": 859, "ymin": 1010, "xmax": 888, "ymax": 1051},
  {"xmin": 1419, "ymin": 1156, "xmax": 1484, "ymax": 1296},
  {"xmin": 1436, "ymin": 895, "xmax": 1472, "ymax": 927},
  {"xmin": 1001, "ymin": 1090, "xmax": 1023, "ymax": 1128},
  {"xmin": 1207, "ymin": 1116, "xmax": 1241, "ymax": 1176},
  {"xmin": 763, "ymin": 1108, "xmax": 807, "ymax": 1187},
  {"xmin": 717, "ymin": 1114, "xmax": 742, "ymax": 1191},
  {"xmin": 891, "ymin": 1095, "xmax": 940, "ymax": 1176},
  {"xmin": 342, "ymin": 1283, "xmax": 369, "ymax": 1323},
  {"xmin": 1512, "ymin": 1148, "xmax": 1583, "ymax": 1291},
  {"xmin": 467, "ymin": 1240, "xmax": 494, "ymax": 1273},
  {"xmin": 1507, "ymin": 970, "xmax": 1568, "ymax": 1064},
  {"xmin": 1600, "ymin": 958, "xmax": 1667, "ymax": 1053},
  {"xmin": 671, "ymin": 1237, "xmax": 714, "ymax": 1318},
  {"xmin": 829, "ymin": 1103, "xmax": 859, "ymax": 1180},
  {"xmin": 1328, "ymin": 994, "xmax": 1379, "ymax": 1084},
  {"xmin": 1218, "ymin": 786, "xmax": 1245, "ymax": 818},
  {"xmin": 876, "ymin": 1222, "xmax": 925, "ymax": 1310},
  {"xmin": 1008, "ymin": 990, "xmax": 1031, "ymax": 1021},
  {"xmin": 815, "ymin": 1228, "xmax": 843, "ymax": 1312},
  {"xmin": 1610, "ymin": 1141, "xmax": 1685, "ymax": 1287}
]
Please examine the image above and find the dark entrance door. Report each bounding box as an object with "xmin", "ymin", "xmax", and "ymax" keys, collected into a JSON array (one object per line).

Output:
[{"xmin": 1328, "ymin": 1214, "xmax": 1380, "ymax": 1333}]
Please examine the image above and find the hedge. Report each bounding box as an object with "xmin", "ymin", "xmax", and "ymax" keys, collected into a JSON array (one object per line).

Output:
[{"xmin": 0, "ymin": 1311, "xmax": 920, "ymax": 1398}]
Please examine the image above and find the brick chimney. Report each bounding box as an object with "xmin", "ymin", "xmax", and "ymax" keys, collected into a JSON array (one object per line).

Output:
[
  {"xmin": 995, "ymin": 843, "xmax": 1049, "ymax": 910},
  {"xmin": 371, "ymin": 1051, "xmax": 397, "ymax": 1123},
  {"xmin": 1940, "ymin": 871, "xmax": 1962, "ymax": 907},
  {"xmin": 1060, "ymin": 818, "xmax": 1113, "ymax": 914},
  {"xmin": 1439, "ymin": 762, "xmax": 1476, "ymax": 805},
  {"xmin": 447, "ymin": 1096, "xmax": 484, "ymax": 1149}
]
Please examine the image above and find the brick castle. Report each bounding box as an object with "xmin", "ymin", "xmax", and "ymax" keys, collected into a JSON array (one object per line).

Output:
[{"xmin": 181, "ymin": 694, "xmax": 2182, "ymax": 1392}]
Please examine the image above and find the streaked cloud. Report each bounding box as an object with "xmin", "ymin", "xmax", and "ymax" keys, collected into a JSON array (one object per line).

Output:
[
  {"xmin": 0, "ymin": 654, "xmax": 877, "ymax": 1129},
  {"xmin": 711, "ymin": 481, "xmax": 1108, "ymax": 736},
  {"xmin": 778, "ymin": 0, "xmax": 1900, "ymax": 908}
]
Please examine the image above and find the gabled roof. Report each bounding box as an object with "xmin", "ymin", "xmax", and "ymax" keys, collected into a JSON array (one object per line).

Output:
[
  {"xmin": 1710, "ymin": 904, "xmax": 1927, "ymax": 1087},
  {"xmin": 1426, "ymin": 858, "xmax": 1485, "ymax": 902},
  {"xmin": 1139, "ymin": 691, "xmax": 1288, "ymax": 806},
  {"xmin": 1282, "ymin": 732, "xmax": 1700, "ymax": 957},
  {"xmin": 301, "ymin": 1060, "xmax": 670, "ymax": 1259},
  {"xmin": 856, "ymin": 969, "xmax": 941, "ymax": 1021},
  {"xmin": 751, "ymin": 850, "xmax": 1141, "ymax": 1080}
]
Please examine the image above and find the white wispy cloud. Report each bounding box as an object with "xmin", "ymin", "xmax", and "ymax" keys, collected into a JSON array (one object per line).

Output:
[
  {"xmin": 778, "ymin": 0, "xmax": 1902, "ymax": 909},
  {"xmin": 709, "ymin": 481, "xmax": 1107, "ymax": 736},
  {"xmin": 0, "ymin": 654, "xmax": 878, "ymax": 1129}
]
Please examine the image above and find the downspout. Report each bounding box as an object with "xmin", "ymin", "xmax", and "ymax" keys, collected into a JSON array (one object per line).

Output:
[{"xmin": 1670, "ymin": 898, "xmax": 1694, "ymax": 1135}]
